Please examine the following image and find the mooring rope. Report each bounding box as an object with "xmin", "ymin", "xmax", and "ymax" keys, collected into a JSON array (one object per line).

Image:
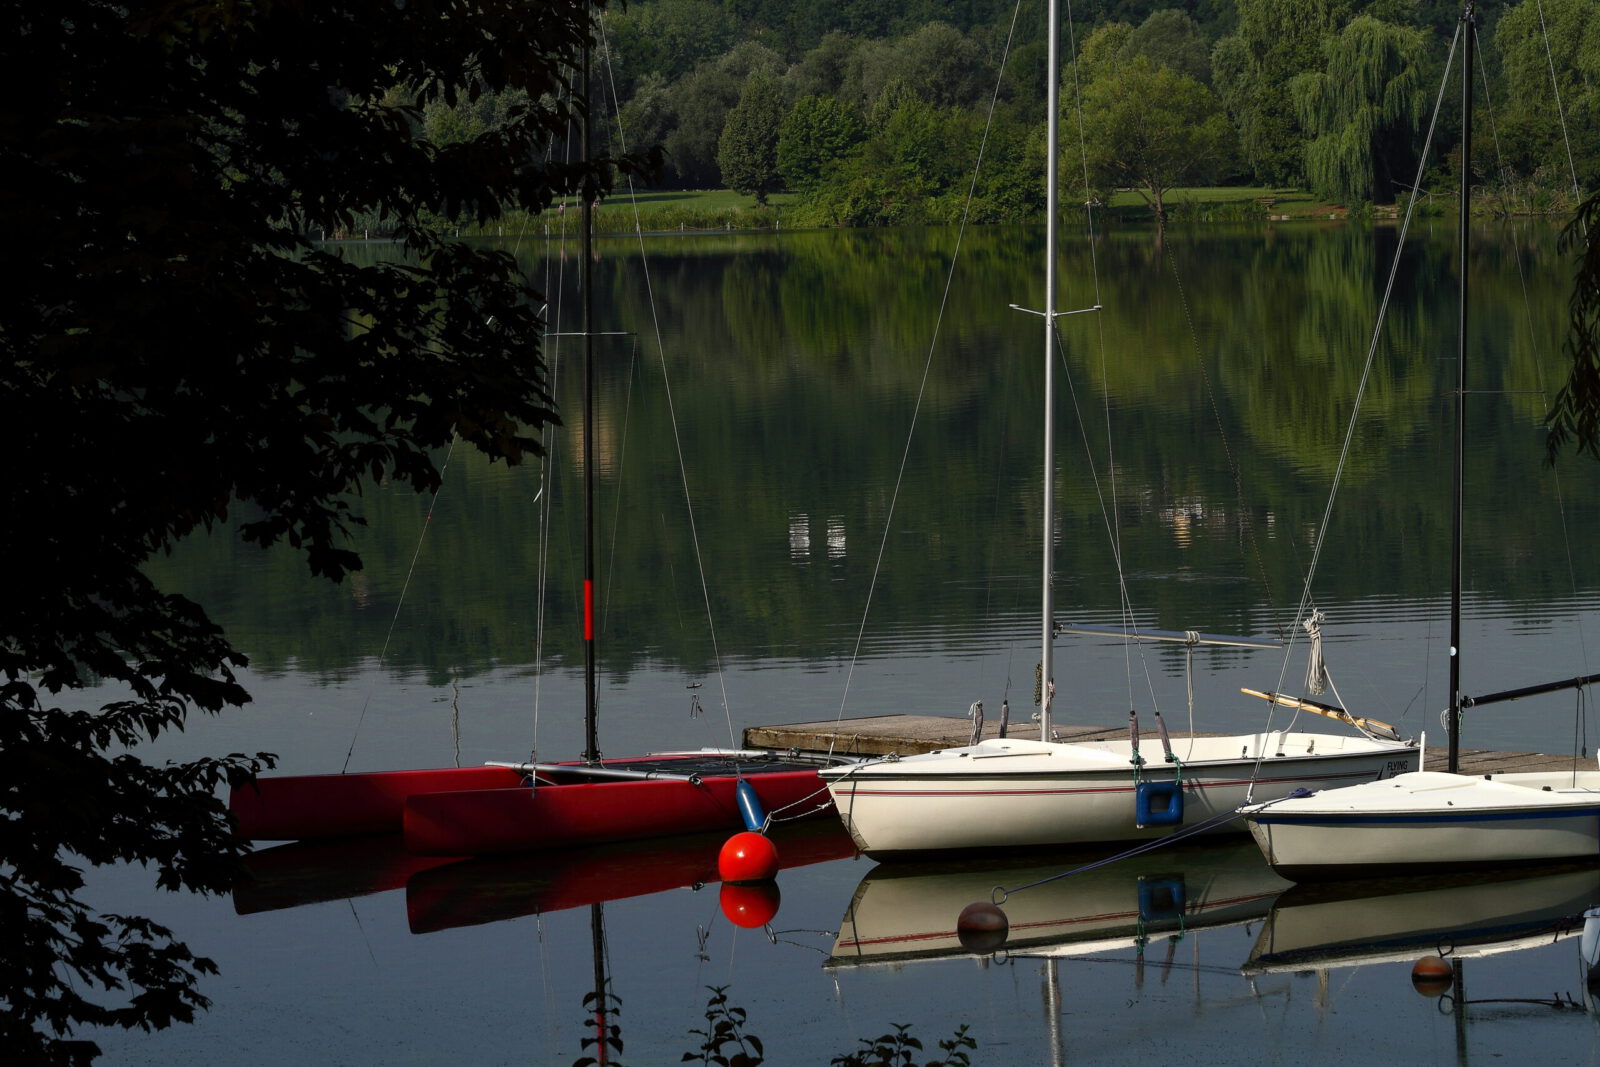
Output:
[{"xmin": 988, "ymin": 807, "xmax": 1246, "ymax": 904}]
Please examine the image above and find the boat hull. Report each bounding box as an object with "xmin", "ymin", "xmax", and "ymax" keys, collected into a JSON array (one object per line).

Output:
[
  {"xmin": 403, "ymin": 765, "xmax": 836, "ymax": 856},
  {"xmin": 230, "ymin": 765, "xmax": 524, "ymax": 841},
  {"xmin": 1243, "ymin": 770, "xmax": 1600, "ymax": 879},
  {"xmin": 820, "ymin": 732, "xmax": 1418, "ymax": 855}
]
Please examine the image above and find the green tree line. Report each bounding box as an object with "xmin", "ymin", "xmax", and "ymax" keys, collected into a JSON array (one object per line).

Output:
[{"xmin": 484, "ymin": 0, "xmax": 1593, "ymax": 222}]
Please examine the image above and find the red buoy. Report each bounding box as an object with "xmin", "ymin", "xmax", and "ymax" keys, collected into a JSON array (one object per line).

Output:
[
  {"xmin": 1411, "ymin": 955, "xmax": 1454, "ymax": 996},
  {"xmin": 720, "ymin": 881, "xmax": 781, "ymax": 928},
  {"xmin": 718, "ymin": 831, "xmax": 779, "ymax": 883},
  {"xmin": 956, "ymin": 901, "xmax": 1009, "ymax": 954}
]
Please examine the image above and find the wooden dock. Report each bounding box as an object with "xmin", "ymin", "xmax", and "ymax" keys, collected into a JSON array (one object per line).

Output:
[{"xmin": 742, "ymin": 714, "xmax": 1588, "ymax": 775}]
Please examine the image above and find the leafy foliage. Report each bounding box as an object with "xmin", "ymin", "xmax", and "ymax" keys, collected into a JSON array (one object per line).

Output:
[
  {"xmin": 575, "ymin": 982, "xmax": 626, "ymax": 1067},
  {"xmin": 1, "ymin": 1, "xmax": 652, "ymax": 1060},
  {"xmin": 718, "ymin": 71, "xmax": 789, "ymax": 204},
  {"xmin": 1546, "ymin": 191, "xmax": 1600, "ymax": 459},
  {"xmin": 830, "ymin": 1022, "xmax": 977, "ymax": 1067},
  {"xmin": 683, "ymin": 986, "xmax": 764, "ymax": 1066},
  {"xmin": 1292, "ymin": 15, "xmax": 1428, "ymax": 204},
  {"xmin": 1078, "ymin": 56, "xmax": 1236, "ymax": 220},
  {"xmin": 778, "ymin": 95, "xmax": 869, "ymax": 193}
]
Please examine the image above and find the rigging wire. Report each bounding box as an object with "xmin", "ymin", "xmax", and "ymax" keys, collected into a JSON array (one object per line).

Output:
[
  {"xmin": 529, "ymin": 86, "xmax": 578, "ymax": 766},
  {"xmin": 1260, "ymin": 19, "xmax": 1466, "ymax": 755},
  {"xmin": 1533, "ymin": 0, "xmax": 1584, "ymax": 203},
  {"xmin": 1473, "ymin": 18, "xmax": 1593, "ymax": 755},
  {"xmin": 596, "ymin": 13, "xmax": 739, "ymax": 751},
  {"xmin": 339, "ymin": 439, "xmax": 458, "ymax": 774},
  {"xmin": 827, "ymin": 0, "xmax": 1029, "ymax": 737}
]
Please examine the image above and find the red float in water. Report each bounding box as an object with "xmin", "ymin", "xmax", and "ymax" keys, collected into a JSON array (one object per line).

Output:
[
  {"xmin": 718, "ymin": 831, "xmax": 780, "ymax": 883},
  {"xmin": 720, "ymin": 881, "xmax": 781, "ymax": 928}
]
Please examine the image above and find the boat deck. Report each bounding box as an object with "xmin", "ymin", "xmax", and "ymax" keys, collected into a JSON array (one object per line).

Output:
[{"xmin": 742, "ymin": 715, "xmax": 1587, "ymax": 774}]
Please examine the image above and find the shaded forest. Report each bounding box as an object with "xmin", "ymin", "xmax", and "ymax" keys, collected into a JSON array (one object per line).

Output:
[{"xmin": 411, "ymin": 0, "xmax": 1599, "ymax": 225}]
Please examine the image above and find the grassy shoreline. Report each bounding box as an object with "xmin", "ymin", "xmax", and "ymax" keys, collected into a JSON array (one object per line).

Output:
[{"xmin": 332, "ymin": 185, "xmax": 1574, "ymax": 241}]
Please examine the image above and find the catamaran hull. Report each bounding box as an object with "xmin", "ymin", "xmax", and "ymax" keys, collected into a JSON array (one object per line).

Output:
[
  {"xmin": 822, "ymin": 734, "xmax": 1418, "ymax": 855},
  {"xmin": 1243, "ymin": 771, "xmax": 1600, "ymax": 879},
  {"xmin": 229, "ymin": 753, "xmax": 838, "ymax": 846},
  {"xmin": 230, "ymin": 765, "xmax": 525, "ymax": 841},
  {"xmin": 403, "ymin": 768, "xmax": 834, "ymax": 856}
]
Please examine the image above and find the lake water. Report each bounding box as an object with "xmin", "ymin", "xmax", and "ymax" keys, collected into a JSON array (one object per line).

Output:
[{"xmin": 93, "ymin": 220, "xmax": 1600, "ymax": 1064}]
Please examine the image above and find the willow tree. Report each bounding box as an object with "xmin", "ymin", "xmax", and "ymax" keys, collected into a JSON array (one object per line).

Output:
[
  {"xmin": 1292, "ymin": 15, "xmax": 1429, "ymax": 206},
  {"xmin": 1212, "ymin": 0, "xmax": 1360, "ymax": 185}
]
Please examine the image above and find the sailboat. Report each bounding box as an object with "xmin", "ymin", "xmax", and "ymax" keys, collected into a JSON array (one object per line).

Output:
[
  {"xmin": 1239, "ymin": 3, "xmax": 1600, "ymax": 880},
  {"xmin": 815, "ymin": 0, "xmax": 1418, "ymax": 856},
  {"xmin": 230, "ymin": 26, "xmax": 849, "ymax": 856}
]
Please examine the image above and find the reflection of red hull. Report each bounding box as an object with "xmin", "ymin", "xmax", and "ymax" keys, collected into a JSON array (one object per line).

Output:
[
  {"xmin": 233, "ymin": 835, "xmax": 458, "ymax": 915},
  {"xmin": 230, "ymin": 765, "xmax": 522, "ymax": 841},
  {"xmin": 406, "ymin": 819, "xmax": 858, "ymax": 934},
  {"xmin": 403, "ymin": 767, "xmax": 833, "ymax": 856}
]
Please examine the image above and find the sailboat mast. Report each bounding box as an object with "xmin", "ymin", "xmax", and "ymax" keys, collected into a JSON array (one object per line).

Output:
[
  {"xmin": 580, "ymin": 35, "xmax": 600, "ymax": 764},
  {"xmin": 1039, "ymin": 0, "xmax": 1060, "ymax": 739},
  {"xmin": 1448, "ymin": 4, "xmax": 1474, "ymax": 774}
]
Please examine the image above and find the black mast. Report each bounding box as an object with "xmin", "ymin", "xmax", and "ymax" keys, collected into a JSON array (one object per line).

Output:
[
  {"xmin": 580, "ymin": 32, "xmax": 599, "ymax": 765},
  {"xmin": 1449, "ymin": 3, "xmax": 1475, "ymax": 774}
]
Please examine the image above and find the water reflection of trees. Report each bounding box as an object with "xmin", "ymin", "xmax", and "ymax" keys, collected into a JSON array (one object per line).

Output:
[{"xmin": 149, "ymin": 225, "xmax": 1600, "ymax": 680}]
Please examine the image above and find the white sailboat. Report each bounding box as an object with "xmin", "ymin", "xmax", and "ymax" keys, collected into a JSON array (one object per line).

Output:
[
  {"xmin": 1240, "ymin": 3, "xmax": 1600, "ymax": 879},
  {"xmin": 817, "ymin": 0, "xmax": 1418, "ymax": 856}
]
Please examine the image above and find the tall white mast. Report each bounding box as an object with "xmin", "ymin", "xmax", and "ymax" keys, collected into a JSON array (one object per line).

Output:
[{"xmin": 1039, "ymin": 0, "xmax": 1060, "ymax": 739}]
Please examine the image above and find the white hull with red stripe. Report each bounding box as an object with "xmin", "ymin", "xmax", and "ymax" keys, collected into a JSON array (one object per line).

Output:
[{"xmin": 820, "ymin": 732, "xmax": 1418, "ymax": 855}]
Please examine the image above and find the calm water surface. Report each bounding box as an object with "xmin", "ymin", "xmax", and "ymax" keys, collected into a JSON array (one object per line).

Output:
[{"xmin": 96, "ymin": 221, "xmax": 1600, "ymax": 1064}]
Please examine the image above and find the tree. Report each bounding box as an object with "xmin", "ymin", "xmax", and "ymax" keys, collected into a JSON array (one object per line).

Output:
[
  {"xmin": 660, "ymin": 42, "xmax": 783, "ymax": 187},
  {"xmin": 1079, "ymin": 56, "xmax": 1235, "ymax": 221},
  {"xmin": 1127, "ymin": 8, "xmax": 1213, "ymax": 83},
  {"xmin": 602, "ymin": 0, "xmax": 740, "ymax": 98},
  {"xmin": 1212, "ymin": 0, "xmax": 1359, "ymax": 184},
  {"xmin": 719, "ymin": 71, "xmax": 789, "ymax": 203},
  {"xmin": 1, "ymin": 2, "xmax": 652, "ymax": 1061},
  {"xmin": 1494, "ymin": 0, "xmax": 1600, "ymax": 193},
  {"xmin": 1547, "ymin": 191, "xmax": 1600, "ymax": 459},
  {"xmin": 1292, "ymin": 16, "xmax": 1428, "ymax": 205},
  {"xmin": 777, "ymin": 95, "xmax": 869, "ymax": 193}
]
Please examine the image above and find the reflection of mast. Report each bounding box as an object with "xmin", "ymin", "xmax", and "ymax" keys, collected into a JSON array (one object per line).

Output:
[
  {"xmin": 590, "ymin": 902, "xmax": 611, "ymax": 1065},
  {"xmin": 1042, "ymin": 960, "xmax": 1064, "ymax": 1067}
]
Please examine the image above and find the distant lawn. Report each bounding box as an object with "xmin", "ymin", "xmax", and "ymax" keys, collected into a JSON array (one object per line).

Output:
[
  {"xmin": 575, "ymin": 188, "xmax": 799, "ymax": 214},
  {"xmin": 1106, "ymin": 186, "xmax": 1346, "ymax": 217},
  {"xmin": 527, "ymin": 186, "xmax": 1352, "ymax": 233},
  {"xmin": 623, "ymin": 186, "xmax": 1344, "ymax": 218}
]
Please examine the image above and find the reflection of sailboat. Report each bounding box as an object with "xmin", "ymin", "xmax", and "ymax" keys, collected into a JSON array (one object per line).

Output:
[
  {"xmin": 817, "ymin": 0, "xmax": 1416, "ymax": 857},
  {"xmin": 1241, "ymin": 6, "xmax": 1600, "ymax": 878},
  {"xmin": 232, "ymin": 833, "xmax": 457, "ymax": 915},
  {"xmin": 407, "ymin": 818, "xmax": 855, "ymax": 934},
  {"xmin": 230, "ymin": 29, "xmax": 848, "ymax": 855},
  {"xmin": 826, "ymin": 840, "xmax": 1289, "ymax": 968},
  {"xmin": 1243, "ymin": 863, "xmax": 1600, "ymax": 975},
  {"xmin": 230, "ymin": 816, "xmax": 854, "ymax": 930}
]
